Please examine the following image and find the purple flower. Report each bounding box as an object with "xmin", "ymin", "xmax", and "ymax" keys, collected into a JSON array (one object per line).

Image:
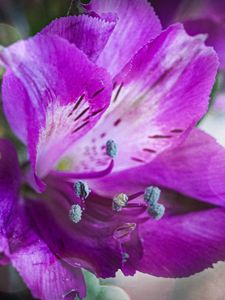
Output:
[
  {"xmin": 0, "ymin": 0, "xmax": 225, "ymax": 299},
  {"xmin": 151, "ymin": 0, "xmax": 225, "ymax": 69}
]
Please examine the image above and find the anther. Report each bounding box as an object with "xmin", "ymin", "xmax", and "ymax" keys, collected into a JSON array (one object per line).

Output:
[
  {"xmin": 106, "ymin": 139, "xmax": 118, "ymax": 158},
  {"xmin": 122, "ymin": 252, "xmax": 130, "ymax": 264},
  {"xmin": 144, "ymin": 186, "xmax": 161, "ymax": 206},
  {"xmin": 69, "ymin": 204, "xmax": 83, "ymax": 223},
  {"xmin": 148, "ymin": 203, "xmax": 165, "ymax": 220},
  {"xmin": 112, "ymin": 193, "xmax": 128, "ymax": 212},
  {"xmin": 74, "ymin": 180, "xmax": 90, "ymax": 199}
]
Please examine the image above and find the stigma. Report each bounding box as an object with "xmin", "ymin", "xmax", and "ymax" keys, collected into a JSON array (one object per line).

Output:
[
  {"xmin": 69, "ymin": 204, "xmax": 83, "ymax": 223},
  {"xmin": 112, "ymin": 193, "xmax": 128, "ymax": 212},
  {"xmin": 74, "ymin": 180, "xmax": 90, "ymax": 199},
  {"xmin": 106, "ymin": 139, "xmax": 118, "ymax": 158}
]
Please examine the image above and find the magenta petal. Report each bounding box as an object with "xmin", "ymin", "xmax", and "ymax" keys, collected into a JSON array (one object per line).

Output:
[
  {"xmin": 91, "ymin": 128, "xmax": 225, "ymax": 207},
  {"xmin": 26, "ymin": 180, "xmax": 123, "ymax": 278},
  {"xmin": 1, "ymin": 34, "xmax": 112, "ymax": 179},
  {"xmin": 67, "ymin": 24, "xmax": 218, "ymax": 173},
  {"xmin": 9, "ymin": 207, "xmax": 86, "ymax": 300},
  {"xmin": 2, "ymin": 74, "xmax": 28, "ymax": 143},
  {"xmin": 85, "ymin": 0, "xmax": 162, "ymax": 77},
  {"xmin": 138, "ymin": 205, "xmax": 225, "ymax": 277},
  {"xmin": 184, "ymin": 19, "xmax": 225, "ymax": 69},
  {"xmin": 0, "ymin": 139, "xmax": 21, "ymax": 240},
  {"xmin": 143, "ymin": 128, "xmax": 225, "ymax": 207},
  {"xmin": 41, "ymin": 15, "xmax": 116, "ymax": 62}
]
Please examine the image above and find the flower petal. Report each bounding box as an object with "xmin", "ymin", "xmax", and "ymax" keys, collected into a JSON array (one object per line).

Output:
[
  {"xmin": 138, "ymin": 205, "xmax": 225, "ymax": 277},
  {"xmin": 9, "ymin": 207, "xmax": 86, "ymax": 300},
  {"xmin": 66, "ymin": 24, "xmax": 218, "ymax": 173},
  {"xmin": 41, "ymin": 15, "xmax": 116, "ymax": 62},
  {"xmin": 139, "ymin": 128, "xmax": 225, "ymax": 207},
  {"xmin": 184, "ymin": 19, "xmax": 225, "ymax": 69},
  {"xmin": 85, "ymin": 0, "xmax": 162, "ymax": 77},
  {"xmin": 90, "ymin": 128, "xmax": 225, "ymax": 207},
  {"xmin": 0, "ymin": 139, "xmax": 21, "ymax": 241},
  {"xmin": 152, "ymin": 0, "xmax": 225, "ymax": 69},
  {"xmin": 0, "ymin": 34, "xmax": 112, "ymax": 179},
  {"xmin": 2, "ymin": 74, "xmax": 28, "ymax": 143}
]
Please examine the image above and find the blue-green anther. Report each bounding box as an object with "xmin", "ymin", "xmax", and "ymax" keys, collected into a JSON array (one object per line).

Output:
[
  {"xmin": 148, "ymin": 203, "xmax": 165, "ymax": 220},
  {"xmin": 74, "ymin": 180, "xmax": 90, "ymax": 199},
  {"xmin": 106, "ymin": 139, "xmax": 118, "ymax": 158},
  {"xmin": 69, "ymin": 204, "xmax": 82, "ymax": 223},
  {"xmin": 144, "ymin": 186, "xmax": 161, "ymax": 206}
]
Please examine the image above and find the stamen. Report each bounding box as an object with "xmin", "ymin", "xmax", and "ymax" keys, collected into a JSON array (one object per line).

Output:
[
  {"xmin": 69, "ymin": 204, "xmax": 83, "ymax": 223},
  {"xmin": 106, "ymin": 139, "xmax": 118, "ymax": 158},
  {"xmin": 148, "ymin": 203, "xmax": 165, "ymax": 220},
  {"xmin": 144, "ymin": 186, "xmax": 161, "ymax": 206},
  {"xmin": 112, "ymin": 193, "xmax": 128, "ymax": 212},
  {"xmin": 74, "ymin": 180, "xmax": 90, "ymax": 199}
]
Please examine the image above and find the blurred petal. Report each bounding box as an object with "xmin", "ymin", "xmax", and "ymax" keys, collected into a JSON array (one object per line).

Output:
[
  {"xmin": 85, "ymin": 0, "xmax": 162, "ymax": 77},
  {"xmin": 184, "ymin": 19, "xmax": 225, "ymax": 69}
]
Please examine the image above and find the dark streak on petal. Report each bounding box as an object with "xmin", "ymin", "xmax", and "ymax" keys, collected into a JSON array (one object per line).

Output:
[
  {"xmin": 131, "ymin": 157, "xmax": 146, "ymax": 163},
  {"xmin": 113, "ymin": 118, "xmax": 121, "ymax": 126},
  {"xmin": 113, "ymin": 82, "xmax": 124, "ymax": 103},
  {"xmin": 72, "ymin": 121, "xmax": 89, "ymax": 133},
  {"xmin": 100, "ymin": 133, "xmax": 106, "ymax": 138},
  {"xmin": 148, "ymin": 135, "xmax": 172, "ymax": 139},
  {"xmin": 92, "ymin": 87, "xmax": 105, "ymax": 98},
  {"xmin": 67, "ymin": 94, "xmax": 85, "ymax": 117},
  {"xmin": 143, "ymin": 148, "xmax": 156, "ymax": 153},
  {"xmin": 90, "ymin": 108, "xmax": 105, "ymax": 118},
  {"xmin": 113, "ymin": 81, "xmax": 117, "ymax": 89},
  {"xmin": 74, "ymin": 107, "xmax": 89, "ymax": 122},
  {"xmin": 170, "ymin": 129, "xmax": 183, "ymax": 133}
]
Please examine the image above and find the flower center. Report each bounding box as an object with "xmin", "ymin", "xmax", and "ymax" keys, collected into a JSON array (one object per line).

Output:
[{"xmin": 64, "ymin": 140, "xmax": 118, "ymax": 223}]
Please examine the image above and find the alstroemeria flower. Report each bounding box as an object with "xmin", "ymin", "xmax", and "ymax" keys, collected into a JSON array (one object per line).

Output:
[
  {"xmin": 1, "ymin": 0, "xmax": 225, "ymax": 299},
  {"xmin": 151, "ymin": 0, "xmax": 225, "ymax": 69}
]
